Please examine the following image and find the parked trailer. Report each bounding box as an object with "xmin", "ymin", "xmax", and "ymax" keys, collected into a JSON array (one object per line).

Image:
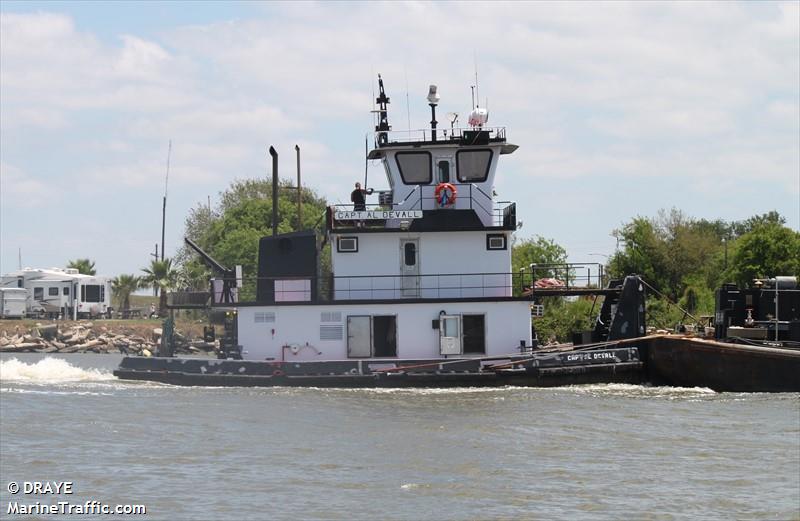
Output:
[
  {"xmin": 0, "ymin": 268, "xmax": 112, "ymax": 319},
  {"xmin": 0, "ymin": 288, "xmax": 27, "ymax": 319}
]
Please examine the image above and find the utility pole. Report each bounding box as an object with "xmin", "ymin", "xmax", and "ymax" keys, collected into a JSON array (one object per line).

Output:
[
  {"xmin": 161, "ymin": 140, "xmax": 171, "ymax": 261},
  {"xmin": 150, "ymin": 244, "xmax": 159, "ymax": 296},
  {"xmin": 295, "ymin": 145, "xmax": 302, "ymax": 229}
]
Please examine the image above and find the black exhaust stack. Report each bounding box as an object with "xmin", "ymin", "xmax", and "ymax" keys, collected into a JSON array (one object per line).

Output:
[{"xmin": 269, "ymin": 146, "xmax": 278, "ymax": 236}]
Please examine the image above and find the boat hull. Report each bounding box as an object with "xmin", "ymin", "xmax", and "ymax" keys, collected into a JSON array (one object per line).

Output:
[
  {"xmin": 112, "ymin": 336, "xmax": 800, "ymax": 392},
  {"xmin": 642, "ymin": 336, "xmax": 800, "ymax": 393},
  {"xmin": 112, "ymin": 347, "xmax": 644, "ymax": 388}
]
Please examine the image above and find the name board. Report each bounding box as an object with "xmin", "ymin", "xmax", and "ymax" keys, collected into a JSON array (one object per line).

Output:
[{"xmin": 334, "ymin": 210, "xmax": 423, "ymax": 220}]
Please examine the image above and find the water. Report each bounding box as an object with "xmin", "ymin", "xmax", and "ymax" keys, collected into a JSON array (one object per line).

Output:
[{"xmin": 1, "ymin": 353, "xmax": 798, "ymax": 521}]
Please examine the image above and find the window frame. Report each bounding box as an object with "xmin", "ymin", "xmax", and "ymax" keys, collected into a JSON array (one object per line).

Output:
[
  {"xmin": 456, "ymin": 149, "xmax": 494, "ymax": 183},
  {"xmin": 337, "ymin": 236, "xmax": 359, "ymax": 253},
  {"xmin": 395, "ymin": 151, "xmax": 432, "ymax": 185},
  {"xmin": 486, "ymin": 233, "xmax": 507, "ymax": 250},
  {"xmin": 436, "ymin": 159, "xmax": 451, "ymax": 183}
]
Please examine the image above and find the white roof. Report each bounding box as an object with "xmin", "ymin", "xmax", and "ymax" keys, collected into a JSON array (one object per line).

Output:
[{"xmin": 1, "ymin": 268, "xmax": 107, "ymax": 281}]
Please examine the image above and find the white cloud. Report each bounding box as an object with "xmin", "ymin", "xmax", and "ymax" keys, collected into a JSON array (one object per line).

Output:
[
  {"xmin": 114, "ymin": 35, "xmax": 171, "ymax": 79},
  {"xmin": 0, "ymin": 162, "xmax": 51, "ymax": 208}
]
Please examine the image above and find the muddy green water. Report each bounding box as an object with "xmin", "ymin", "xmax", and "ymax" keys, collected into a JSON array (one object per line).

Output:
[{"xmin": 1, "ymin": 353, "xmax": 798, "ymax": 521}]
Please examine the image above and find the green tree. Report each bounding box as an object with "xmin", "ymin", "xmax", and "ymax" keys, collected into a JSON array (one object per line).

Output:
[
  {"xmin": 609, "ymin": 209, "xmax": 725, "ymax": 302},
  {"xmin": 512, "ymin": 235, "xmax": 568, "ymax": 279},
  {"xmin": 141, "ymin": 258, "xmax": 178, "ymax": 317},
  {"xmin": 177, "ymin": 178, "xmax": 329, "ymax": 292},
  {"xmin": 726, "ymin": 223, "xmax": 800, "ymax": 286},
  {"xmin": 729, "ymin": 211, "xmax": 786, "ymax": 238},
  {"xmin": 67, "ymin": 258, "xmax": 96, "ymax": 275},
  {"xmin": 111, "ymin": 274, "xmax": 141, "ymax": 311},
  {"xmin": 534, "ymin": 298, "xmax": 596, "ymax": 343},
  {"xmin": 177, "ymin": 260, "xmax": 211, "ymax": 292}
]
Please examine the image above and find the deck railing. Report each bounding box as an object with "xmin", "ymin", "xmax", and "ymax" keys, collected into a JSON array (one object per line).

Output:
[
  {"xmin": 373, "ymin": 127, "xmax": 507, "ymax": 146},
  {"xmin": 204, "ymin": 264, "xmax": 607, "ymax": 305},
  {"xmin": 328, "ymin": 186, "xmax": 515, "ymax": 229}
]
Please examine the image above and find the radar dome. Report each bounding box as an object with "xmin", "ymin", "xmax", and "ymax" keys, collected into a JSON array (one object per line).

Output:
[{"xmin": 468, "ymin": 107, "xmax": 488, "ymax": 127}]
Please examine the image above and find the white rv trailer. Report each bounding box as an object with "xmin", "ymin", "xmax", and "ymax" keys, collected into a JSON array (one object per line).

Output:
[
  {"xmin": 0, "ymin": 288, "xmax": 27, "ymax": 318},
  {"xmin": 0, "ymin": 268, "xmax": 112, "ymax": 319}
]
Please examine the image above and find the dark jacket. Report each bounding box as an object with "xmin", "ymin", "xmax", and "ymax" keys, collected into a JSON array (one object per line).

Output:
[{"xmin": 351, "ymin": 189, "xmax": 366, "ymax": 211}]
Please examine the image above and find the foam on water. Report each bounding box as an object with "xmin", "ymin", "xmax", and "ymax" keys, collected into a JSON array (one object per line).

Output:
[
  {"xmin": 563, "ymin": 382, "xmax": 717, "ymax": 398},
  {"xmin": 268, "ymin": 383, "xmax": 720, "ymax": 400},
  {"xmin": 0, "ymin": 357, "xmax": 115, "ymax": 383}
]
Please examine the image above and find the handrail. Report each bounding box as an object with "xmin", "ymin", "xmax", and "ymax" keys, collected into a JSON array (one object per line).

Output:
[
  {"xmin": 470, "ymin": 183, "xmax": 493, "ymax": 200},
  {"xmin": 372, "ymin": 127, "xmax": 507, "ymax": 146},
  {"xmin": 399, "ymin": 185, "xmax": 421, "ymax": 206},
  {"xmin": 328, "ymin": 198, "xmax": 515, "ymax": 228},
  {"xmin": 207, "ymin": 266, "xmax": 614, "ymax": 305}
]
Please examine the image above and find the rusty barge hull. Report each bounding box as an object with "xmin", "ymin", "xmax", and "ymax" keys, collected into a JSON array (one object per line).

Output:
[{"xmin": 640, "ymin": 336, "xmax": 800, "ymax": 393}]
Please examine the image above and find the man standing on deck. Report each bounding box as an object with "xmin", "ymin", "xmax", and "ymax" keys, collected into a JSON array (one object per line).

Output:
[{"xmin": 351, "ymin": 182, "xmax": 372, "ymax": 212}]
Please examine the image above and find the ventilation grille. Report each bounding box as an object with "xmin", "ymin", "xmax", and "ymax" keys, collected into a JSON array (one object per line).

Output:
[
  {"xmin": 320, "ymin": 325, "xmax": 343, "ymax": 341},
  {"xmin": 254, "ymin": 311, "xmax": 276, "ymax": 323},
  {"xmin": 321, "ymin": 311, "xmax": 342, "ymax": 323}
]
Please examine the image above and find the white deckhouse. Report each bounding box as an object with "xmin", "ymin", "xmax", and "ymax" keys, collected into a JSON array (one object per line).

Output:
[{"xmin": 228, "ymin": 77, "xmax": 532, "ymax": 362}]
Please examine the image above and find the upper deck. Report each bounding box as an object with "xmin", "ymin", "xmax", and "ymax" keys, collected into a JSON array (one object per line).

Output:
[
  {"xmin": 328, "ymin": 132, "xmax": 518, "ymax": 232},
  {"xmin": 368, "ymin": 126, "xmax": 515, "ymax": 152},
  {"xmin": 326, "ymin": 76, "xmax": 519, "ymax": 234}
]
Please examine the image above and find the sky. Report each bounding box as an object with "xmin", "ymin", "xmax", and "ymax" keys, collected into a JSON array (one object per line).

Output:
[{"xmin": 1, "ymin": 0, "xmax": 798, "ymax": 278}]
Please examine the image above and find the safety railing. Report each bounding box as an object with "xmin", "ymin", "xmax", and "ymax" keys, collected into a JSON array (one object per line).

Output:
[
  {"xmin": 373, "ymin": 127, "xmax": 507, "ymax": 146},
  {"xmin": 518, "ymin": 263, "xmax": 607, "ymax": 290},
  {"xmin": 328, "ymin": 186, "xmax": 515, "ymax": 229},
  {"xmin": 207, "ymin": 271, "xmax": 553, "ymax": 305}
]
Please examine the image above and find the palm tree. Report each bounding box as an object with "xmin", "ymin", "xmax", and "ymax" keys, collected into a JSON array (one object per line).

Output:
[
  {"xmin": 141, "ymin": 258, "xmax": 177, "ymax": 317},
  {"xmin": 111, "ymin": 274, "xmax": 141, "ymax": 312},
  {"xmin": 67, "ymin": 258, "xmax": 96, "ymax": 275},
  {"xmin": 178, "ymin": 260, "xmax": 210, "ymax": 292}
]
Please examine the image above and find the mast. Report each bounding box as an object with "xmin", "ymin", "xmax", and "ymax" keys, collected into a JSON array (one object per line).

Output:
[{"xmin": 375, "ymin": 75, "xmax": 391, "ymax": 146}]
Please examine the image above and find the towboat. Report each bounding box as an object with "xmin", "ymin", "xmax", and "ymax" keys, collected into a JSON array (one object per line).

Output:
[{"xmin": 113, "ymin": 76, "xmax": 799, "ymax": 391}]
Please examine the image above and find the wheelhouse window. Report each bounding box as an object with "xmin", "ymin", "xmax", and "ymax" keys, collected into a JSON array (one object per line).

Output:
[
  {"xmin": 456, "ymin": 149, "xmax": 493, "ymax": 182},
  {"xmin": 395, "ymin": 151, "xmax": 432, "ymax": 185}
]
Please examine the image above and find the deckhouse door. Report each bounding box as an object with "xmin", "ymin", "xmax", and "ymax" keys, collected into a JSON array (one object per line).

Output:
[
  {"xmin": 347, "ymin": 315, "xmax": 372, "ymax": 357},
  {"xmin": 400, "ymin": 239, "xmax": 420, "ymax": 297},
  {"xmin": 439, "ymin": 315, "xmax": 462, "ymax": 355}
]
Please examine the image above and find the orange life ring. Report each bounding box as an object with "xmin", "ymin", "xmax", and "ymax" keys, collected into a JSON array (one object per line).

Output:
[{"xmin": 434, "ymin": 182, "xmax": 457, "ymax": 207}]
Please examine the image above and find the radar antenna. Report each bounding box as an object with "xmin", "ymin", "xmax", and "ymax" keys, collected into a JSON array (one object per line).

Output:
[{"xmin": 375, "ymin": 74, "xmax": 391, "ymax": 146}]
